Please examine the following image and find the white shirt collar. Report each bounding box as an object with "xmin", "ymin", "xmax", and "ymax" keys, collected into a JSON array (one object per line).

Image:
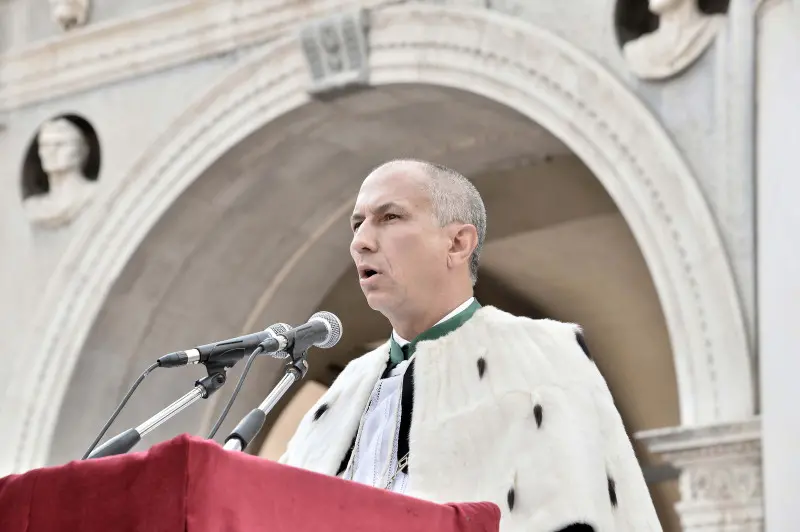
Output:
[{"xmin": 391, "ymin": 297, "xmax": 475, "ymax": 347}]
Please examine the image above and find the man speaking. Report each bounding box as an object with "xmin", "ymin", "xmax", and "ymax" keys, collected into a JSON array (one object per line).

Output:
[{"xmin": 279, "ymin": 160, "xmax": 661, "ymax": 531}]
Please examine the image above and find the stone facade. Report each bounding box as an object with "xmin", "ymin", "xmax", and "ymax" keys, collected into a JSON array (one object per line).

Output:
[{"xmin": 2, "ymin": 0, "xmax": 797, "ymax": 529}]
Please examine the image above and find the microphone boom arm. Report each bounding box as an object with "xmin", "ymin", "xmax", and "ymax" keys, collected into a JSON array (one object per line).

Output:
[{"xmin": 86, "ymin": 357, "xmax": 233, "ymax": 459}]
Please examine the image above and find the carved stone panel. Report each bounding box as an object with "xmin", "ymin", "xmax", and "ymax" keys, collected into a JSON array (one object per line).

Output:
[
  {"xmin": 638, "ymin": 419, "xmax": 763, "ymax": 531},
  {"xmin": 299, "ymin": 9, "xmax": 370, "ymax": 95}
]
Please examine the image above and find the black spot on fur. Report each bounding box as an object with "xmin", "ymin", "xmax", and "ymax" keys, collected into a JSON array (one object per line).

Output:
[
  {"xmin": 507, "ymin": 486, "xmax": 515, "ymax": 511},
  {"xmin": 555, "ymin": 525, "xmax": 595, "ymax": 531},
  {"xmin": 313, "ymin": 403, "xmax": 329, "ymax": 421},
  {"xmin": 533, "ymin": 404, "xmax": 543, "ymax": 428},
  {"xmin": 477, "ymin": 357, "xmax": 487, "ymax": 379},
  {"xmin": 608, "ymin": 476, "xmax": 617, "ymax": 507},
  {"xmin": 576, "ymin": 331, "xmax": 592, "ymax": 360}
]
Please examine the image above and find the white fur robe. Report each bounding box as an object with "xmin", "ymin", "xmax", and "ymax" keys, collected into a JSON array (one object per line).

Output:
[{"xmin": 279, "ymin": 306, "xmax": 662, "ymax": 531}]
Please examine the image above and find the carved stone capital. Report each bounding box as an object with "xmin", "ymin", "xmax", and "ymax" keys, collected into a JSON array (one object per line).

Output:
[
  {"xmin": 299, "ymin": 9, "xmax": 370, "ymax": 95},
  {"xmin": 638, "ymin": 419, "xmax": 763, "ymax": 531}
]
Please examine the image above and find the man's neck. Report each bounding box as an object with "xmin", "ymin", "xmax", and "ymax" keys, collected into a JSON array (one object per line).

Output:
[{"xmin": 390, "ymin": 292, "xmax": 473, "ymax": 341}]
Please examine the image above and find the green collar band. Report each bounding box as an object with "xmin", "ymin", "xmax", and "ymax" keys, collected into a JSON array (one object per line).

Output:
[{"xmin": 388, "ymin": 299, "xmax": 481, "ymax": 366}]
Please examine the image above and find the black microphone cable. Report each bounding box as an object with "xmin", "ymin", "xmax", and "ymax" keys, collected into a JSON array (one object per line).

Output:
[
  {"xmin": 206, "ymin": 322, "xmax": 291, "ymax": 439},
  {"xmin": 205, "ymin": 347, "xmax": 262, "ymax": 440},
  {"xmin": 83, "ymin": 322, "xmax": 294, "ymax": 458},
  {"xmin": 81, "ymin": 361, "xmax": 159, "ymax": 460}
]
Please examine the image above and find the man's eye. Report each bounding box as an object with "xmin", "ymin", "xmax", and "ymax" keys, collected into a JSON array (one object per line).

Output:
[
  {"xmin": 385, "ymin": 213, "xmax": 399, "ymax": 221},
  {"xmin": 352, "ymin": 222, "xmax": 361, "ymax": 232}
]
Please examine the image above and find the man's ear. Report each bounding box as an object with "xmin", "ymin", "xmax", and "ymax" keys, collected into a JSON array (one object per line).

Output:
[{"xmin": 447, "ymin": 223, "xmax": 478, "ymax": 269}]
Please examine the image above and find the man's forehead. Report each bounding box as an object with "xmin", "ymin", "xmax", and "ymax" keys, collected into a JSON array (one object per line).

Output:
[{"xmin": 353, "ymin": 164, "xmax": 430, "ymax": 212}]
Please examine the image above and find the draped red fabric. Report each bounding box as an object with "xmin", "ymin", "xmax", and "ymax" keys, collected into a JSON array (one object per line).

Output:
[{"xmin": 0, "ymin": 434, "xmax": 500, "ymax": 532}]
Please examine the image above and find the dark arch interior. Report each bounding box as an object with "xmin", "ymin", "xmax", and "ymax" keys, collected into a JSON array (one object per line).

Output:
[{"xmin": 49, "ymin": 84, "xmax": 680, "ymax": 530}]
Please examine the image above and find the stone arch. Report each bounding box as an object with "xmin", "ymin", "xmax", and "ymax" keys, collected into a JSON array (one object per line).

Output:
[{"xmin": 11, "ymin": 4, "xmax": 752, "ymax": 473}]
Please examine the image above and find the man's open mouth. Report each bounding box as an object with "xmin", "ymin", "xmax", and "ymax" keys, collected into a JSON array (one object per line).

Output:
[{"xmin": 359, "ymin": 267, "xmax": 380, "ymax": 279}]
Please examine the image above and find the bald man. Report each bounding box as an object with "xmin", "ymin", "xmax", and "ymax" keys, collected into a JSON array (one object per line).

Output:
[{"xmin": 280, "ymin": 160, "xmax": 661, "ymax": 532}]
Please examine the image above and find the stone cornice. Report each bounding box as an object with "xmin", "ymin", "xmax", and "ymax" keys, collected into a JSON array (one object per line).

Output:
[
  {"xmin": 0, "ymin": 0, "xmax": 389, "ymax": 111},
  {"xmin": 636, "ymin": 418, "xmax": 761, "ymax": 455}
]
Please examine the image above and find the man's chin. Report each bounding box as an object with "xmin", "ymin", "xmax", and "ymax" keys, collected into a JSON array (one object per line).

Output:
[{"xmin": 362, "ymin": 290, "xmax": 390, "ymax": 312}]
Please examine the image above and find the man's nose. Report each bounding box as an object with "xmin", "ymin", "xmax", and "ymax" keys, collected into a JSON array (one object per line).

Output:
[{"xmin": 350, "ymin": 223, "xmax": 377, "ymax": 255}]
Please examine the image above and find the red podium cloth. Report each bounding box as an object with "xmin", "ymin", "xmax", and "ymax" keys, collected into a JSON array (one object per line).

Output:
[{"xmin": 0, "ymin": 434, "xmax": 500, "ymax": 532}]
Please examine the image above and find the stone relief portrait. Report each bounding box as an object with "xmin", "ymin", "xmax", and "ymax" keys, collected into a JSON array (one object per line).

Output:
[
  {"xmin": 21, "ymin": 116, "xmax": 101, "ymax": 229},
  {"xmin": 49, "ymin": 0, "xmax": 90, "ymax": 31},
  {"xmin": 615, "ymin": 0, "xmax": 729, "ymax": 80}
]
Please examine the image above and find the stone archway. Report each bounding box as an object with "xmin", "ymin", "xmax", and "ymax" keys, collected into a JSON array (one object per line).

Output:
[{"xmin": 9, "ymin": 3, "xmax": 751, "ymax": 481}]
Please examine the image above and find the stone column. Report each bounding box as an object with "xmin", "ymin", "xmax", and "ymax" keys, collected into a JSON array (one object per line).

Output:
[
  {"xmin": 756, "ymin": 1, "xmax": 800, "ymax": 527},
  {"xmin": 637, "ymin": 419, "xmax": 763, "ymax": 531}
]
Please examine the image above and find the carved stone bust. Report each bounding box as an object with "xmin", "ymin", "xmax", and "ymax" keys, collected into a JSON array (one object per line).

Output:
[
  {"xmin": 49, "ymin": 0, "xmax": 90, "ymax": 31},
  {"xmin": 23, "ymin": 118, "xmax": 97, "ymax": 229},
  {"xmin": 622, "ymin": 0, "xmax": 725, "ymax": 80}
]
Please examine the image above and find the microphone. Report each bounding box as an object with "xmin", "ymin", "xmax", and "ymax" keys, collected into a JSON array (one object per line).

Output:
[
  {"xmin": 87, "ymin": 323, "xmax": 291, "ymax": 459},
  {"xmin": 205, "ymin": 312, "xmax": 342, "ymax": 440},
  {"xmin": 279, "ymin": 311, "xmax": 342, "ymax": 356},
  {"xmin": 157, "ymin": 323, "xmax": 291, "ymax": 368},
  {"xmin": 222, "ymin": 312, "xmax": 342, "ymax": 453}
]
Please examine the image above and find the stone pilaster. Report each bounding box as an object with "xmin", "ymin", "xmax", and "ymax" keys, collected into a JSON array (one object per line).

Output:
[{"xmin": 637, "ymin": 419, "xmax": 763, "ymax": 531}]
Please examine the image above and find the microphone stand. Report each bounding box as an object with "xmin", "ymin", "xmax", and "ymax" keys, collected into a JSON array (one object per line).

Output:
[
  {"xmin": 222, "ymin": 350, "xmax": 309, "ymax": 453},
  {"xmin": 86, "ymin": 355, "xmax": 241, "ymax": 460}
]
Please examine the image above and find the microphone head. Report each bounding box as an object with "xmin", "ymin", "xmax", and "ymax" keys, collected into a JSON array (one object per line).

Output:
[
  {"xmin": 308, "ymin": 311, "xmax": 343, "ymax": 349},
  {"xmin": 265, "ymin": 322, "xmax": 291, "ymax": 358}
]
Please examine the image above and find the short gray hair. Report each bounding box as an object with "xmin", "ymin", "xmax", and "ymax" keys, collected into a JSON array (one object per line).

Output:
[{"xmin": 384, "ymin": 159, "xmax": 487, "ymax": 285}]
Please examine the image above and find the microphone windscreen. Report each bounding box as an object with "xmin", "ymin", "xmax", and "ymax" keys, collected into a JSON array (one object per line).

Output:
[{"xmin": 310, "ymin": 311, "xmax": 343, "ymax": 349}]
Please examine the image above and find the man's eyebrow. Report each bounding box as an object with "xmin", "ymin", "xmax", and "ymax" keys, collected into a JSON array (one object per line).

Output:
[{"xmin": 350, "ymin": 202, "xmax": 405, "ymax": 224}]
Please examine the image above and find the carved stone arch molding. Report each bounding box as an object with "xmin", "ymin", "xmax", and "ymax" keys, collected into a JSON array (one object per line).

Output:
[{"xmin": 9, "ymin": 3, "xmax": 753, "ymax": 473}]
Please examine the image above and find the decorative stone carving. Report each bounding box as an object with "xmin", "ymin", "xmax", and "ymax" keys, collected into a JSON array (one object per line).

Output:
[
  {"xmin": 637, "ymin": 418, "xmax": 763, "ymax": 531},
  {"xmin": 299, "ymin": 9, "xmax": 370, "ymax": 95},
  {"xmin": 49, "ymin": 0, "xmax": 90, "ymax": 31},
  {"xmin": 622, "ymin": 0, "xmax": 726, "ymax": 80},
  {"xmin": 23, "ymin": 118, "xmax": 97, "ymax": 229},
  {"xmin": 1, "ymin": 1, "xmax": 390, "ymax": 111}
]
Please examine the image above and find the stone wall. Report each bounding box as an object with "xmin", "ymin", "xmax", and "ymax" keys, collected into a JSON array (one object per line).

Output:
[{"xmin": 0, "ymin": 0, "xmax": 776, "ymax": 528}]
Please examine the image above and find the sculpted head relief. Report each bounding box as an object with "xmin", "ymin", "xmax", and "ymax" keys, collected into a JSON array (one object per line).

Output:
[
  {"xmin": 38, "ymin": 118, "xmax": 89, "ymax": 177},
  {"xmin": 23, "ymin": 118, "xmax": 97, "ymax": 229},
  {"xmin": 622, "ymin": 0, "xmax": 726, "ymax": 80},
  {"xmin": 49, "ymin": 0, "xmax": 90, "ymax": 30}
]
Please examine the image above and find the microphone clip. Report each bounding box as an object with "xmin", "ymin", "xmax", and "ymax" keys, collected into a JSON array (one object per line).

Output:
[
  {"xmin": 261, "ymin": 332, "xmax": 309, "ymax": 379},
  {"xmin": 197, "ymin": 361, "xmax": 229, "ymax": 398}
]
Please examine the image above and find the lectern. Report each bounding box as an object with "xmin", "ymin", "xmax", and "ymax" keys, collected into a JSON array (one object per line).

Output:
[{"xmin": 0, "ymin": 434, "xmax": 500, "ymax": 532}]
